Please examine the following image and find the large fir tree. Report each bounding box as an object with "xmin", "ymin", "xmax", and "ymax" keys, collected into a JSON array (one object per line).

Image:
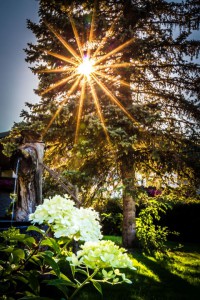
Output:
[{"xmin": 7, "ymin": 0, "xmax": 200, "ymax": 248}]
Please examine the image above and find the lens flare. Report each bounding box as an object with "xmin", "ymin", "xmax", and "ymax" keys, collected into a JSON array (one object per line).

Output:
[
  {"xmin": 39, "ymin": 9, "xmax": 138, "ymax": 142},
  {"xmin": 77, "ymin": 56, "xmax": 94, "ymax": 77}
]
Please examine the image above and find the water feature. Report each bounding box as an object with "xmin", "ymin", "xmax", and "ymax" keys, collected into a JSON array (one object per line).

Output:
[
  {"xmin": 11, "ymin": 157, "xmax": 21, "ymax": 224},
  {"xmin": 0, "ymin": 130, "xmax": 44, "ymax": 232}
]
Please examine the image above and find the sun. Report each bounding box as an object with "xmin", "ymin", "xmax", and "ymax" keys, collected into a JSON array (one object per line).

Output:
[
  {"xmin": 77, "ymin": 56, "xmax": 94, "ymax": 77},
  {"xmin": 39, "ymin": 8, "xmax": 139, "ymax": 143}
]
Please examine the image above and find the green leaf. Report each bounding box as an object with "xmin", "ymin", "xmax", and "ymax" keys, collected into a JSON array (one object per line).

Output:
[
  {"xmin": 70, "ymin": 264, "xmax": 75, "ymax": 278},
  {"xmin": 113, "ymin": 277, "xmax": 119, "ymax": 283},
  {"xmin": 27, "ymin": 270, "xmax": 40, "ymax": 294},
  {"xmin": 107, "ymin": 270, "xmax": 114, "ymax": 278},
  {"xmin": 13, "ymin": 248, "xmax": 25, "ymax": 262},
  {"xmin": 46, "ymin": 278, "xmax": 73, "ymax": 286},
  {"xmin": 10, "ymin": 233, "xmax": 26, "ymax": 241},
  {"xmin": 124, "ymin": 278, "xmax": 132, "ymax": 284},
  {"xmin": 29, "ymin": 253, "xmax": 45, "ymax": 267},
  {"xmin": 41, "ymin": 238, "xmax": 61, "ymax": 254},
  {"xmin": 1, "ymin": 246, "xmax": 14, "ymax": 253},
  {"xmin": 12, "ymin": 274, "xmax": 29, "ymax": 284},
  {"xmin": 43, "ymin": 255, "xmax": 60, "ymax": 277},
  {"xmin": 23, "ymin": 236, "xmax": 36, "ymax": 247},
  {"xmin": 92, "ymin": 280, "xmax": 102, "ymax": 295},
  {"xmin": 60, "ymin": 272, "xmax": 76, "ymax": 286},
  {"xmin": 43, "ymin": 250, "xmax": 54, "ymax": 258},
  {"xmin": 76, "ymin": 269, "xmax": 88, "ymax": 276},
  {"xmin": 26, "ymin": 225, "xmax": 45, "ymax": 235}
]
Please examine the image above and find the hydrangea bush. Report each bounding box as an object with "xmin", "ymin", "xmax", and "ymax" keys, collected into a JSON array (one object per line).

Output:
[
  {"xmin": 29, "ymin": 194, "xmax": 103, "ymax": 241},
  {"xmin": 69, "ymin": 240, "xmax": 134, "ymax": 270},
  {"xmin": 0, "ymin": 195, "xmax": 136, "ymax": 299}
]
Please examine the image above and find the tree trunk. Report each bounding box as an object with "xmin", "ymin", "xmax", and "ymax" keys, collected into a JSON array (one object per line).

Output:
[
  {"xmin": 12, "ymin": 131, "xmax": 45, "ymax": 221},
  {"xmin": 120, "ymin": 156, "xmax": 136, "ymax": 249}
]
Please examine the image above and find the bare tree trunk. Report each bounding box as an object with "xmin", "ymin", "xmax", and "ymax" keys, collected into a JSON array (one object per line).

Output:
[
  {"xmin": 120, "ymin": 156, "xmax": 136, "ymax": 249},
  {"xmin": 12, "ymin": 131, "xmax": 45, "ymax": 221}
]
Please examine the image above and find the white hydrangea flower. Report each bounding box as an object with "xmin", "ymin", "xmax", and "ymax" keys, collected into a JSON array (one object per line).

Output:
[
  {"xmin": 29, "ymin": 194, "xmax": 76, "ymax": 225},
  {"xmin": 71, "ymin": 207, "xmax": 103, "ymax": 242},
  {"xmin": 72, "ymin": 240, "xmax": 135, "ymax": 270},
  {"xmin": 67, "ymin": 240, "xmax": 136, "ymax": 284},
  {"xmin": 29, "ymin": 194, "xmax": 102, "ymax": 242}
]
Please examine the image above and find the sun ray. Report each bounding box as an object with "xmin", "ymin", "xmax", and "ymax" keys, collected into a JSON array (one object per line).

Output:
[
  {"xmin": 44, "ymin": 21, "xmax": 82, "ymax": 63},
  {"xmin": 69, "ymin": 15, "xmax": 84, "ymax": 58},
  {"xmin": 87, "ymin": 0, "xmax": 97, "ymax": 58},
  {"xmin": 40, "ymin": 73, "xmax": 77, "ymax": 96},
  {"xmin": 46, "ymin": 51, "xmax": 78, "ymax": 66},
  {"xmin": 92, "ymin": 17, "xmax": 119, "ymax": 59},
  {"xmin": 42, "ymin": 75, "xmax": 83, "ymax": 138},
  {"xmin": 89, "ymin": 80, "xmax": 111, "ymax": 144},
  {"xmin": 37, "ymin": 67, "xmax": 75, "ymax": 74},
  {"xmin": 91, "ymin": 74, "xmax": 139, "ymax": 125},
  {"xmin": 94, "ymin": 38, "xmax": 135, "ymax": 65},
  {"xmin": 39, "ymin": 9, "xmax": 139, "ymax": 143},
  {"xmin": 75, "ymin": 78, "xmax": 86, "ymax": 144},
  {"xmin": 97, "ymin": 62, "xmax": 133, "ymax": 70},
  {"xmin": 94, "ymin": 70, "xmax": 130, "ymax": 88}
]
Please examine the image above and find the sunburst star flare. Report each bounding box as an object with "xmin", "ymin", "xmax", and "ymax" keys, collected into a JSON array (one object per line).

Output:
[{"xmin": 38, "ymin": 8, "xmax": 138, "ymax": 142}]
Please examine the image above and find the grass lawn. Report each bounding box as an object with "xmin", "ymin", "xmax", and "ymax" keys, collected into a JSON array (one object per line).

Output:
[{"xmin": 76, "ymin": 237, "xmax": 200, "ymax": 300}]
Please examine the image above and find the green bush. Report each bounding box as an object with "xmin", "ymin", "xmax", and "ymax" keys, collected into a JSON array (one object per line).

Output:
[
  {"xmin": 136, "ymin": 200, "xmax": 177, "ymax": 254},
  {"xmin": 0, "ymin": 195, "xmax": 136, "ymax": 300},
  {"xmin": 96, "ymin": 198, "xmax": 123, "ymax": 236}
]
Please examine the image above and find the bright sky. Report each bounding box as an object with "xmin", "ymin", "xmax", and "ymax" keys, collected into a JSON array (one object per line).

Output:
[{"xmin": 0, "ymin": 0, "xmax": 39, "ymax": 133}]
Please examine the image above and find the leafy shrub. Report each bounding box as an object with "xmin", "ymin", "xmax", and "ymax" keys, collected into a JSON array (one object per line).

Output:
[
  {"xmin": 148, "ymin": 190, "xmax": 200, "ymax": 242},
  {"xmin": 0, "ymin": 195, "xmax": 136, "ymax": 300},
  {"xmin": 95, "ymin": 198, "xmax": 123, "ymax": 236},
  {"xmin": 136, "ymin": 199, "xmax": 177, "ymax": 255}
]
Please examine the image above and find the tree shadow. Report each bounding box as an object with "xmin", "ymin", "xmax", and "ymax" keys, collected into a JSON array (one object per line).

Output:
[{"xmin": 134, "ymin": 252, "xmax": 200, "ymax": 300}]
